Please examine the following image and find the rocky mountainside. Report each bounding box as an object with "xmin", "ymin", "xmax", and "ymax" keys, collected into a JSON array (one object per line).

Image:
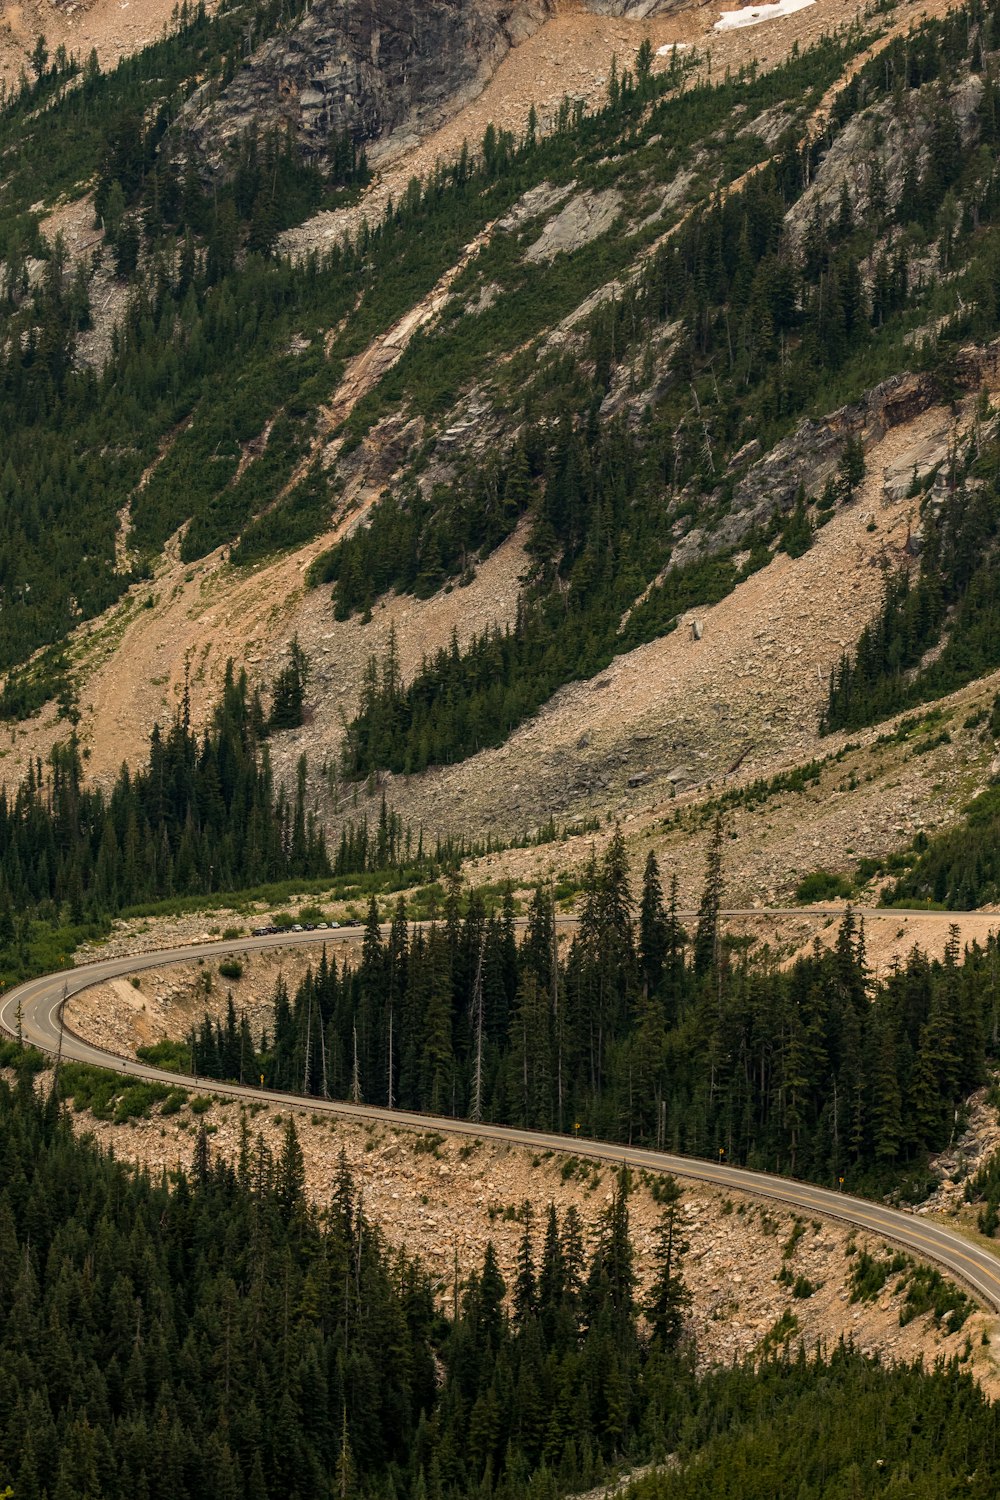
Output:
[
  {"xmin": 181, "ymin": 0, "xmax": 696, "ymax": 178},
  {"xmin": 1, "ymin": 0, "xmax": 999, "ymax": 912}
]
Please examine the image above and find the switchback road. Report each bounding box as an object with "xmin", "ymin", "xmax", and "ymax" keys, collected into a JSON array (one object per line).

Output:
[{"xmin": 3, "ymin": 913, "xmax": 1000, "ymax": 1311}]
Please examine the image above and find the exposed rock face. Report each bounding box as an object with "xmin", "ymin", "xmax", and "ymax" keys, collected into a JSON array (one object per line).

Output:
[
  {"xmin": 182, "ymin": 0, "xmax": 555, "ymax": 174},
  {"xmin": 180, "ymin": 0, "xmax": 695, "ymax": 176},
  {"xmin": 587, "ymin": 0, "xmax": 688, "ymax": 13},
  {"xmin": 785, "ymin": 75, "xmax": 983, "ymax": 243},
  {"xmin": 680, "ymin": 344, "xmax": 1000, "ymax": 564},
  {"xmin": 524, "ymin": 187, "xmax": 623, "ymax": 262}
]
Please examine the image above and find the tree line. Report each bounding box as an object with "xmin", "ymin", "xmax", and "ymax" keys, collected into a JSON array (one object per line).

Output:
[
  {"xmin": 823, "ymin": 427, "xmax": 1000, "ymax": 733},
  {"xmin": 189, "ymin": 827, "xmax": 1000, "ymax": 1197}
]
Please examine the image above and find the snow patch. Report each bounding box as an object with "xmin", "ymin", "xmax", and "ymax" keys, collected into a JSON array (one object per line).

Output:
[
  {"xmin": 714, "ymin": 0, "xmax": 814, "ymax": 31},
  {"xmin": 656, "ymin": 42, "xmax": 691, "ymax": 54}
]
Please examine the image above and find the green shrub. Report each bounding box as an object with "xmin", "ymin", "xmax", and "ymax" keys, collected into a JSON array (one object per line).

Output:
[
  {"xmin": 794, "ymin": 869, "xmax": 856, "ymax": 903},
  {"xmin": 113, "ymin": 1082, "xmax": 170, "ymax": 1124},
  {"xmin": 137, "ymin": 1040, "xmax": 192, "ymax": 1073},
  {"xmin": 900, "ymin": 1266, "xmax": 971, "ymax": 1330}
]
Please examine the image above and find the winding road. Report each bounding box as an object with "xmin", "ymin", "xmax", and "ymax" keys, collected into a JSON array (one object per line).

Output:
[{"xmin": 3, "ymin": 910, "xmax": 1000, "ymax": 1311}]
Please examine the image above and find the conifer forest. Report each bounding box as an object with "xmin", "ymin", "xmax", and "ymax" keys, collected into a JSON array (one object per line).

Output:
[{"xmin": 6, "ymin": 0, "xmax": 1000, "ymax": 1493}]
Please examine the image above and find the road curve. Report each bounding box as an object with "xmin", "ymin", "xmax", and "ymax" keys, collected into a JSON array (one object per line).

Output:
[{"xmin": 3, "ymin": 918, "xmax": 1000, "ymax": 1313}]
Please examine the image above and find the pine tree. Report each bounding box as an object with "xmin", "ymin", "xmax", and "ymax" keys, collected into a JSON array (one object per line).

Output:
[
  {"xmin": 693, "ymin": 815, "xmax": 725, "ymax": 975},
  {"xmin": 639, "ymin": 850, "xmax": 669, "ymax": 997},
  {"xmin": 514, "ymin": 1205, "xmax": 537, "ymax": 1327},
  {"xmin": 646, "ymin": 1178, "xmax": 691, "ymax": 1351}
]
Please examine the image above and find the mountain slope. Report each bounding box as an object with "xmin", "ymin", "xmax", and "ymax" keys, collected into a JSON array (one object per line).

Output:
[{"xmin": 2, "ymin": 0, "xmax": 1000, "ymax": 909}]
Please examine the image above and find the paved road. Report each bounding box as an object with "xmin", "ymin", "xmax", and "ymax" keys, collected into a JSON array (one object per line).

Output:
[{"xmin": 3, "ymin": 915, "xmax": 1000, "ymax": 1312}]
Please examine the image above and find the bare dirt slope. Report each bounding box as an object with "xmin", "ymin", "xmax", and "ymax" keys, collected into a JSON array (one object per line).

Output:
[
  {"xmin": 0, "ymin": 0, "xmax": 213, "ymax": 88},
  {"xmin": 5, "ymin": 386, "xmax": 998, "ymax": 914}
]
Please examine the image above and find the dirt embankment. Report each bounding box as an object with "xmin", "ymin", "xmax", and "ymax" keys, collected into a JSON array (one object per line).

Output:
[{"xmin": 56, "ymin": 1081, "xmax": 1000, "ymax": 1392}]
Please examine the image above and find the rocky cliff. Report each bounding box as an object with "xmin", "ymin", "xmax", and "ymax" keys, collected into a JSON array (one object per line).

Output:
[{"xmin": 182, "ymin": 0, "xmax": 555, "ymax": 174}]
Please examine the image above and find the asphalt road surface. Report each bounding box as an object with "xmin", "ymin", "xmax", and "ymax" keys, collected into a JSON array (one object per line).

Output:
[{"xmin": 3, "ymin": 913, "xmax": 1000, "ymax": 1312}]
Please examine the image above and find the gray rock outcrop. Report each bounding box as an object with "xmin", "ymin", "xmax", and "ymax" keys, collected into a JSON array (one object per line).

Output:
[
  {"xmin": 587, "ymin": 0, "xmax": 690, "ymax": 14},
  {"xmin": 524, "ymin": 188, "xmax": 623, "ymax": 262},
  {"xmin": 181, "ymin": 0, "xmax": 555, "ymax": 175}
]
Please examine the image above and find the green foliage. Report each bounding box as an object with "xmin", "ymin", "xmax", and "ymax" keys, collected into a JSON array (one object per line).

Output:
[
  {"xmin": 0, "ymin": 1007, "xmax": 991, "ymax": 1499},
  {"xmin": 57, "ymin": 1061, "xmax": 152, "ymax": 1119},
  {"xmin": 0, "ymin": 5, "xmax": 874, "ymax": 730},
  {"xmin": 0, "ymin": 1039, "xmax": 46, "ymax": 1073},
  {"xmin": 632, "ymin": 1345, "xmax": 999, "ymax": 1498},
  {"xmin": 899, "ymin": 1264, "xmax": 972, "ymax": 1330},
  {"xmin": 0, "ymin": 662, "xmax": 329, "ymax": 924},
  {"xmin": 188, "ymin": 847, "xmax": 999, "ymax": 1198},
  {"xmin": 965, "ymin": 1140, "xmax": 1000, "ymax": 1236},
  {"xmin": 889, "ymin": 785, "xmax": 1000, "ymax": 908},
  {"xmin": 341, "ymin": 548, "xmax": 745, "ymax": 778},
  {"xmin": 824, "ymin": 436, "xmax": 1000, "ymax": 733},
  {"xmin": 0, "ymin": 1075, "xmax": 697, "ymax": 1498},
  {"xmin": 218, "ymin": 958, "xmax": 244, "ymax": 981},
  {"xmin": 794, "ymin": 869, "xmax": 856, "ymax": 903},
  {"xmin": 113, "ymin": 1079, "xmax": 172, "ymax": 1122},
  {"xmin": 779, "ymin": 491, "xmax": 814, "ymax": 558},
  {"xmin": 849, "ymin": 1247, "xmax": 907, "ymax": 1302},
  {"xmin": 267, "ymin": 636, "xmax": 309, "ymax": 733}
]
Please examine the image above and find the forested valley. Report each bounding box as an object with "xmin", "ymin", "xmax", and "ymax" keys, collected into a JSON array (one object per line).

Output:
[{"xmin": 8, "ymin": 0, "xmax": 1000, "ymax": 1491}]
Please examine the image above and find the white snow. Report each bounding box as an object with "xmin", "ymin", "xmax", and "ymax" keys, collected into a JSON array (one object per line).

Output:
[
  {"xmin": 656, "ymin": 42, "xmax": 692, "ymax": 55},
  {"xmin": 713, "ymin": 0, "xmax": 814, "ymax": 31}
]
